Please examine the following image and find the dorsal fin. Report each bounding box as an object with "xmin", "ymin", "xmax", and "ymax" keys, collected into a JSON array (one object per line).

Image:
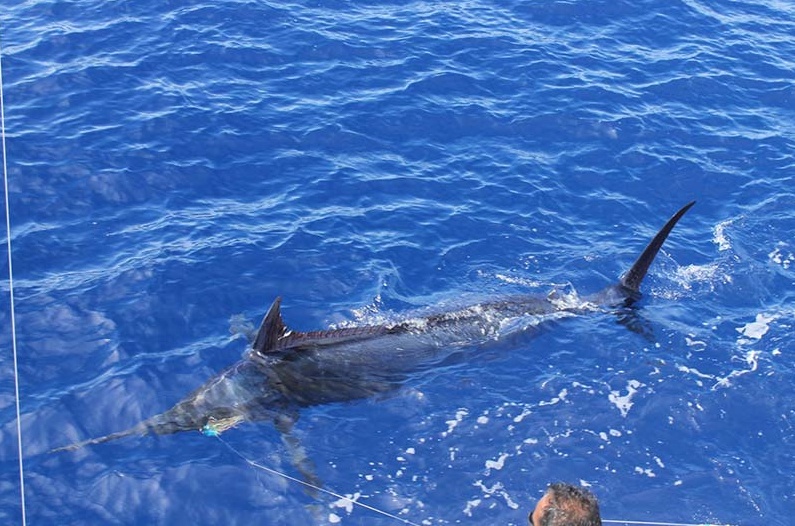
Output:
[
  {"xmin": 252, "ymin": 297, "xmax": 288, "ymax": 354},
  {"xmin": 620, "ymin": 201, "xmax": 696, "ymax": 293}
]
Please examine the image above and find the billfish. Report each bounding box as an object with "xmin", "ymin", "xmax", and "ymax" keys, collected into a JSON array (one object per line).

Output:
[{"xmin": 54, "ymin": 202, "xmax": 695, "ymax": 457}]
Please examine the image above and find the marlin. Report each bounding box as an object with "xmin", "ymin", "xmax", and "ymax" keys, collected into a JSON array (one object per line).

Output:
[{"xmin": 54, "ymin": 202, "xmax": 695, "ymax": 462}]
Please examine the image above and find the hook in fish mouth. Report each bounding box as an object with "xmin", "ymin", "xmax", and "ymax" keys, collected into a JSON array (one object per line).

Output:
[{"xmin": 201, "ymin": 414, "xmax": 245, "ymax": 437}]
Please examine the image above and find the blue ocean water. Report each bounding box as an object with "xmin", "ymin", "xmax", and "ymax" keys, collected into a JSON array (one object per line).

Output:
[{"xmin": 1, "ymin": 0, "xmax": 794, "ymax": 524}]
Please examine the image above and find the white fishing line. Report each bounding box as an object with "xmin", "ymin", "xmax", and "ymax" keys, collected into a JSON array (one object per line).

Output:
[
  {"xmin": 0, "ymin": 33, "xmax": 28, "ymax": 526},
  {"xmin": 217, "ymin": 436, "xmax": 421, "ymax": 526},
  {"xmin": 604, "ymin": 519, "xmax": 735, "ymax": 526}
]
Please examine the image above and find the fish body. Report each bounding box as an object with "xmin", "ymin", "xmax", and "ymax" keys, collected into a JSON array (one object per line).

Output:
[{"xmin": 53, "ymin": 201, "xmax": 695, "ymax": 452}]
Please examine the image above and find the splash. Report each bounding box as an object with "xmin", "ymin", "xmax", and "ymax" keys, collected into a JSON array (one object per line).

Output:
[
  {"xmin": 666, "ymin": 263, "xmax": 732, "ymax": 298},
  {"xmin": 548, "ymin": 284, "xmax": 596, "ymax": 312}
]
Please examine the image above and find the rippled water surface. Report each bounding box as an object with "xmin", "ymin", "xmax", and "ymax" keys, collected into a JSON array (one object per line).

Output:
[{"xmin": 2, "ymin": 1, "xmax": 794, "ymax": 525}]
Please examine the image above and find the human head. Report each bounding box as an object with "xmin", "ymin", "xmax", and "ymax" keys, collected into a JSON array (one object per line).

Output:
[{"xmin": 528, "ymin": 482, "xmax": 601, "ymax": 526}]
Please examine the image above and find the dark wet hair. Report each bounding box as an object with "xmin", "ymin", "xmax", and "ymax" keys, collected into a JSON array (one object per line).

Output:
[{"xmin": 538, "ymin": 482, "xmax": 601, "ymax": 526}]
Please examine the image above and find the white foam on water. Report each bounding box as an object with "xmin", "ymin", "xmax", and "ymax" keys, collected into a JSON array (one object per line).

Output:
[
  {"xmin": 677, "ymin": 364, "xmax": 713, "ymax": 380},
  {"xmin": 769, "ymin": 242, "xmax": 793, "ymax": 269},
  {"xmin": 685, "ymin": 335, "xmax": 707, "ymax": 349},
  {"xmin": 473, "ymin": 480, "xmax": 520, "ymax": 510},
  {"xmin": 713, "ymin": 219, "xmax": 733, "ymax": 251},
  {"xmin": 679, "ymin": 350, "xmax": 764, "ymax": 390},
  {"xmin": 484, "ymin": 452, "xmax": 510, "ymax": 472},
  {"xmin": 494, "ymin": 273, "xmax": 544, "ymax": 288},
  {"xmin": 462, "ymin": 498, "xmax": 481, "ymax": 517},
  {"xmin": 669, "ymin": 262, "xmax": 732, "ymax": 297},
  {"xmin": 712, "ymin": 350, "xmax": 762, "ymax": 390},
  {"xmin": 442, "ymin": 408, "xmax": 469, "ymax": 438},
  {"xmin": 513, "ymin": 407, "xmax": 533, "ymax": 423},
  {"xmin": 608, "ymin": 380, "xmax": 643, "ymax": 418},
  {"xmin": 538, "ymin": 388, "xmax": 568, "ymax": 407},
  {"xmin": 634, "ymin": 466, "xmax": 656, "ymax": 477},
  {"xmin": 330, "ymin": 492, "xmax": 361, "ymax": 514},
  {"xmin": 736, "ymin": 312, "xmax": 777, "ymax": 341}
]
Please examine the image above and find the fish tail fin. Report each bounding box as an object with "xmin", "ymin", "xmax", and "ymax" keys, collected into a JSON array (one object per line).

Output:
[{"xmin": 619, "ymin": 201, "xmax": 696, "ymax": 294}]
